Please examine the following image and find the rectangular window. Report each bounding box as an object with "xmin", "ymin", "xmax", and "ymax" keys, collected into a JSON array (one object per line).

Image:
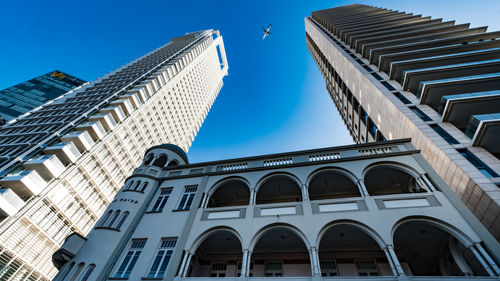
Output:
[
  {"xmin": 151, "ymin": 188, "xmax": 172, "ymax": 212},
  {"xmin": 147, "ymin": 238, "xmax": 177, "ymax": 278},
  {"xmin": 115, "ymin": 239, "xmax": 146, "ymax": 278},
  {"xmin": 410, "ymin": 106, "xmax": 431, "ymax": 121},
  {"xmin": 356, "ymin": 259, "xmax": 379, "ymax": 276},
  {"xmin": 430, "ymin": 124, "xmax": 459, "ymax": 144},
  {"xmin": 320, "ymin": 260, "xmax": 338, "ymax": 277},
  {"xmin": 359, "ymin": 107, "xmax": 368, "ymax": 125},
  {"xmin": 392, "ymin": 91, "xmax": 411, "ymax": 104},
  {"xmin": 265, "ymin": 261, "xmax": 283, "ymax": 277},
  {"xmin": 368, "ymin": 119, "xmax": 377, "ymax": 139},
  {"xmin": 458, "ymin": 149, "xmax": 499, "ymax": 178},
  {"xmin": 177, "ymin": 186, "xmax": 197, "ymax": 210},
  {"xmin": 210, "ymin": 263, "xmax": 227, "ymax": 277}
]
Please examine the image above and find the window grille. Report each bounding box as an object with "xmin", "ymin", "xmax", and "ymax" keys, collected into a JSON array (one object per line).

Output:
[
  {"xmin": 115, "ymin": 239, "xmax": 146, "ymax": 278},
  {"xmin": 177, "ymin": 186, "xmax": 197, "ymax": 210},
  {"xmin": 147, "ymin": 238, "xmax": 177, "ymax": 278},
  {"xmin": 151, "ymin": 188, "xmax": 172, "ymax": 212}
]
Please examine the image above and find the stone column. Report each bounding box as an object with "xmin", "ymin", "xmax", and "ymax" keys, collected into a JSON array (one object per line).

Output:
[
  {"xmin": 470, "ymin": 244, "xmax": 495, "ymax": 276},
  {"xmin": 178, "ymin": 251, "xmax": 189, "ymax": 277},
  {"xmin": 448, "ymin": 237, "xmax": 473, "ymax": 276},
  {"xmin": 386, "ymin": 245, "xmax": 405, "ymax": 276},
  {"xmin": 240, "ymin": 249, "xmax": 249, "ymax": 277},
  {"xmin": 302, "ymin": 184, "xmax": 309, "ymax": 201},
  {"xmin": 181, "ymin": 252, "xmax": 193, "ymax": 277},
  {"xmin": 357, "ymin": 179, "xmax": 369, "ymax": 197},
  {"xmin": 309, "ymin": 247, "xmax": 321, "ymax": 277},
  {"xmin": 474, "ymin": 243, "xmax": 500, "ymax": 276},
  {"xmin": 249, "ymin": 189, "xmax": 256, "ymax": 205}
]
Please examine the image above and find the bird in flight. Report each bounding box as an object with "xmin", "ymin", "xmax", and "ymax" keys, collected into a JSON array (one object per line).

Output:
[{"xmin": 262, "ymin": 24, "xmax": 272, "ymax": 39}]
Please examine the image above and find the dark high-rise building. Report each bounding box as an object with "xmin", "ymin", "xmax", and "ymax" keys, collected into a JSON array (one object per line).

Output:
[
  {"xmin": 306, "ymin": 4, "xmax": 500, "ymax": 241},
  {"xmin": 0, "ymin": 70, "xmax": 85, "ymax": 123}
]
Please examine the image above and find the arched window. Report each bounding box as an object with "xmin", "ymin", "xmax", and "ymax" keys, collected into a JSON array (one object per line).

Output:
[
  {"xmin": 256, "ymin": 175, "xmax": 302, "ymax": 204},
  {"xmin": 80, "ymin": 264, "xmax": 96, "ymax": 281},
  {"xmin": 133, "ymin": 181, "xmax": 142, "ymax": 191},
  {"xmin": 153, "ymin": 155, "xmax": 168, "ymax": 167},
  {"xmin": 364, "ymin": 165, "xmax": 423, "ymax": 195},
  {"xmin": 69, "ymin": 262, "xmax": 85, "ymax": 281},
  {"xmin": 59, "ymin": 262, "xmax": 75, "ymax": 281},
  {"xmin": 140, "ymin": 182, "xmax": 149, "ymax": 192},
  {"xmin": 115, "ymin": 212, "xmax": 129, "ymax": 230},
  {"xmin": 107, "ymin": 210, "xmax": 121, "ymax": 228},
  {"xmin": 143, "ymin": 154, "xmax": 154, "ymax": 165},
  {"xmin": 167, "ymin": 160, "xmax": 178, "ymax": 167},
  {"xmin": 123, "ymin": 180, "xmax": 133, "ymax": 191},
  {"xmin": 99, "ymin": 210, "xmax": 113, "ymax": 227}
]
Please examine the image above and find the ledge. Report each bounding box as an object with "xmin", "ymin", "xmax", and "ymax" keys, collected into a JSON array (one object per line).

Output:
[{"xmin": 94, "ymin": 226, "xmax": 121, "ymax": 232}]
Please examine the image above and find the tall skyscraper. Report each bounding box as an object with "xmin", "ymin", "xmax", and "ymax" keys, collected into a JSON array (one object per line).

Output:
[
  {"xmin": 52, "ymin": 140, "xmax": 500, "ymax": 280},
  {"xmin": 306, "ymin": 5, "xmax": 500, "ymax": 241},
  {"xmin": 0, "ymin": 29, "xmax": 228, "ymax": 281},
  {"xmin": 0, "ymin": 70, "xmax": 85, "ymax": 124}
]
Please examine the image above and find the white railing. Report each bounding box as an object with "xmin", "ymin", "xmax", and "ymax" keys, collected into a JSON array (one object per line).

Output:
[
  {"xmin": 218, "ymin": 163, "xmax": 248, "ymax": 171},
  {"xmin": 359, "ymin": 146, "xmax": 393, "ymax": 156},
  {"xmin": 263, "ymin": 158, "xmax": 293, "ymax": 167},
  {"xmin": 309, "ymin": 152, "xmax": 341, "ymax": 162}
]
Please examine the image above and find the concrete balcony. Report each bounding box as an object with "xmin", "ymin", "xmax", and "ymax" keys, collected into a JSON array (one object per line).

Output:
[
  {"xmin": 23, "ymin": 154, "xmax": 65, "ymax": 181},
  {"xmin": 378, "ymin": 39, "xmax": 500, "ymax": 72},
  {"xmin": 417, "ymin": 72, "xmax": 500, "ymax": 111},
  {"xmin": 110, "ymin": 98, "xmax": 134, "ymax": 116},
  {"xmin": 119, "ymin": 92, "xmax": 142, "ymax": 109},
  {"xmin": 43, "ymin": 142, "xmax": 81, "ymax": 166},
  {"xmin": 75, "ymin": 121, "xmax": 106, "ymax": 141},
  {"xmin": 390, "ymin": 48, "xmax": 500, "ymax": 82},
  {"xmin": 402, "ymin": 59, "xmax": 500, "ymax": 93},
  {"xmin": 60, "ymin": 130, "xmax": 95, "ymax": 152},
  {"xmin": 100, "ymin": 105, "xmax": 126, "ymax": 123},
  {"xmin": 88, "ymin": 112, "xmax": 117, "ymax": 132},
  {"xmin": 0, "ymin": 169, "xmax": 46, "ymax": 196},
  {"xmin": 0, "ymin": 188, "xmax": 25, "ymax": 217},
  {"xmin": 439, "ymin": 90, "xmax": 500, "ymax": 130},
  {"xmin": 465, "ymin": 113, "xmax": 500, "ymax": 156}
]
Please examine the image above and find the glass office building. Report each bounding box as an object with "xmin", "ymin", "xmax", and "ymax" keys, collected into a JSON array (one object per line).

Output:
[{"xmin": 0, "ymin": 71, "xmax": 85, "ymax": 123}]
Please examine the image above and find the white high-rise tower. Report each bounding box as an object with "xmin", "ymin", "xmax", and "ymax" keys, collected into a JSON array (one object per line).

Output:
[{"xmin": 0, "ymin": 29, "xmax": 228, "ymax": 281}]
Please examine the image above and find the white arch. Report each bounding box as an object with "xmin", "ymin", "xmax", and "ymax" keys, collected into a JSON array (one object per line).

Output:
[
  {"xmin": 316, "ymin": 219, "xmax": 387, "ymax": 250},
  {"xmin": 188, "ymin": 226, "xmax": 243, "ymax": 254},
  {"xmin": 249, "ymin": 223, "xmax": 311, "ymax": 253},
  {"xmin": 254, "ymin": 171, "xmax": 303, "ymax": 201},
  {"xmin": 362, "ymin": 161, "xmax": 421, "ymax": 180},
  {"xmin": 207, "ymin": 176, "xmax": 251, "ymax": 197},
  {"xmin": 306, "ymin": 166, "xmax": 358, "ymax": 187},
  {"xmin": 391, "ymin": 216, "xmax": 475, "ymax": 247}
]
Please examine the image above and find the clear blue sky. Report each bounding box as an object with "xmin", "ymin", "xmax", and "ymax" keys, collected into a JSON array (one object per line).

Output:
[{"xmin": 0, "ymin": 0, "xmax": 499, "ymax": 163}]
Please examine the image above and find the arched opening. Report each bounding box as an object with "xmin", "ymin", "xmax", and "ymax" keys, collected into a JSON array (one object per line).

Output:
[
  {"xmin": 167, "ymin": 160, "xmax": 179, "ymax": 167},
  {"xmin": 256, "ymin": 175, "xmax": 302, "ymax": 204},
  {"xmin": 152, "ymin": 155, "xmax": 168, "ymax": 167},
  {"xmin": 364, "ymin": 165, "xmax": 425, "ymax": 195},
  {"xmin": 393, "ymin": 220, "xmax": 488, "ymax": 276},
  {"xmin": 251, "ymin": 226, "xmax": 311, "ymax": 277},
  {"xmin": 188, "ymin": 230, "xmax": 243, "ymax": 277},
  {"xmin": 115, "ymin": 211, "xmax": 129, "ymax": 230},
  {"xmin": 318, "ymin": 223, "xmax": 391, "ymax": 277},
  {"xmin": 207, "ymin": 180, "xmax": 250, "ymax": 208},
  {"xmin": 143, "ymin": 154, "xmax": 154, "ymax": 165},
  {"xmin": 308, "ymin": 170, "xmax": 360, "ymax": 200}
]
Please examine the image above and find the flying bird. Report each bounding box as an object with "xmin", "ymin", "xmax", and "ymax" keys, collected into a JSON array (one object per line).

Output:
[{"xmin": 262, "ymin": 24, "xmax": 272, "ymax": 39}]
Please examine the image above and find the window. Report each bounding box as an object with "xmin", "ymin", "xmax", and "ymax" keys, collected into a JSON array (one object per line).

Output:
[
  {"xmin": 430, "ymin": 124, "xmax": 459, "ymax": 144},
  {"xmin": 69, "ymin": 263, "xmax": 84, "ymax": 281},
  {"xmin": 368, "ymin": 119, "xmax": 377, "ymax": 139},
  {"xmin": 115, "ymin": 211, "xmax": 129, "ymax": 230},
  {"xmin": 265, "ymin": 261, "xmax": 283, "ymax": 277},
  {"xmin": 458, "ymin": 149, "xmax": 499, "ymax": 178},
  {"xmin": 147, "ymin": 238, "xmax": 177, "ymax": 278},
  {"xmin": 320, "ymin": 260, "xmax": 338, "ymax": 277},
  {"xmin": 356, "ymin": 259, "xmax": 379, "ymax": 276},
  {"xmin": 107, "ymin": 210, "xmax": 120, "ymax": 227},
  {"xmin": 410, "ymin": 106, "xmax": 431, "ymax": 121},
  {"xmin": 80, "ymin": 264, "xmax": 95, "ymax": 281},
  {"xmin": 115, "ymin": 239, "xmax": 146, "ymax": 278},
  {"xmin": 98, "ymin": 210, "xmax": 112, "ymax": 227},
  {"xmin": 177, "ymin": 186, "xmax": 197, "ymax": 210},
  {"xmin": 140, "ymin": 182, "xmax": 148, "ymax": 192},
  {"xmin": 152, "ymin": 188, "xmax": 172, "ymax": 212},
  {"xmin": 210, "ymin": 263, "xmax": 227, "ymax": 277},
  {"xmin": 359, "ymin": 107, "xmax": 367, "ymax": 125}
]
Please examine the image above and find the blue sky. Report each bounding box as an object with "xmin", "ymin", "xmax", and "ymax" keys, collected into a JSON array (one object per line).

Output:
[{"xmin": 0, "ymin": 0, "xmax": 499, "ymax": 163}]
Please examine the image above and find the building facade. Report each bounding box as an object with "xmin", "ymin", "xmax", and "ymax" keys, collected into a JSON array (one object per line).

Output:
[
  {"xmin": 0, "ymin": 70, "xmax": 86, "ymax": 124},
  {"xmin": 305, "ymin": 4, "xmax": 500, "ymax": 241},
  {"xmin": 53, "ymin": 140, "xmax": 500, "ymax": 280},
  {"xmin": 0, "ymin": 30, "xmax": 228, "ymax": 280}
]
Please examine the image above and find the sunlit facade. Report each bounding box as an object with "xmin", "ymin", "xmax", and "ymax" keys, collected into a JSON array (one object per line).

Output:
[
  {"xmin": 53, "ymin": 140, "xmax": 500, "ymax": 280},
  {"xmin": 305, "ymin": 4, "xmax": 500, "ymax": 242},
  {"xmin": 0, "ymin": 30, "xmax": 228, "ymax": 281}
]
